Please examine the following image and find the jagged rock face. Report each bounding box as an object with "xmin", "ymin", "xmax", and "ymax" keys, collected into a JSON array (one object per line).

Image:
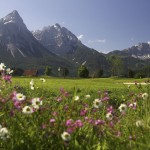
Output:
[
  {"xmin": 126, "ymin": 43, "xmax": 150, "ymax": 59},
  {"xmin": 0, "ymin": 10, "xmax": 50, "ymax": 57},
  {"xmin": 108, "ymin": 43, "xmax": 150, "ymax": 60},
  {"xmin": 32, "ymin": 24, "xmax": 79, "ymax": 55}
]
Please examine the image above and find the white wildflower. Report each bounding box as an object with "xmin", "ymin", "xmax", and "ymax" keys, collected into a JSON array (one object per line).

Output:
[
  {"xmin": 136, "ymin": 120, "xmax": 144, "ymax": 127},
  {"xmin": 30, "ymin": 85, "xmax": 34, "ymax": 90},
  {"xmin": 31, "ymin": 98, "xmax": 42, "ymax": 109},
  {"xmin": 74, "ymin": 96, "xmax": 79, "ymax": 101},
  {"xmin": 93, "ymin": 99, "xmax": 102, "ymax": 108},
  {"xmin": 106, "ymin": 112, "xmax": 113, "ymax": 120},
  {"xmin": 142, "ymin": 93, "xmax": 148, "ymax": 100},
  {"xmin": 0, "ymin": 63, "xmax": 6, "ymax": 71},
  {"xmin": 40, "ymin": 78, "xmax": 46, "ymax": 82},
  {"xmin": 30, "ymin": 79, "xmax": 34, "ymax": 86},
  {"xmin": 16, "ymin": 93, "xmax": 26, "ymax": 101},
  {"xmin": 0, "ymin": 127, "xmax": 10, "ymax": 140},
  {"xmin": 61, "ymin": 131, "xmax": 71, "ymax": 141},
  {"xmin": 85, "ymin": 94, "xmax": 91, "ymax": 99},
  {"xmin": 22, "ymin": 106, "xmax": 33, "ymax": 114},
  {"xmin": 6, "ymin": 68, "xmax": 13, "ymax": 74},
  {"xmin": 118, "ymin": 104, "xmax": 127, "ymax": 113}
]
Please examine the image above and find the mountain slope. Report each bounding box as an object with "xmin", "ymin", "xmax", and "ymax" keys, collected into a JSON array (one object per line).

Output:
[
  {"xmin": 108, "ymin": 42, "xmax": 150, "ymax": 60},
  {"xmin": 0, "ymin": 10, "xmax": 52, "ymax": 57},
  {"xmin": 0, "ymin": 10, "xmax": 75, "ymax": 74},
  {"xmin": 32, "ymin": 23, "xmax": 79, "ymax": 55},
  {"xmin": 33, "ymin": 24, "xmax": 109, "ymax": 74}
]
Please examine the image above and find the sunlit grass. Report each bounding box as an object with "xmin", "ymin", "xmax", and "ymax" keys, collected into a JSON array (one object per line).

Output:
[{"xmin": 0, "ymin": 74, "xmax": 149, "ymax": 149}]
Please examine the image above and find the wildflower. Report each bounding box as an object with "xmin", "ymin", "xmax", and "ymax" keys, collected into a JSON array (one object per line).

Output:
[
  {"xmin": 14, "ymin": 101, "xmax": 22, "ymax": 109},
  {"xmin": 61, "ymin": 131, "xmax": 71, "ymax": 141},
  {"xmin": 30, "ymin": 85, "xmax": 34, "ymax": 90},
  {"xmin": 142, "ymin": 93, "xmax": 148, "ymax": 100},
  {"xmin": 31, "ymin": 98, "xmax": 42, "ymax": 109},
  {"xmin": 85, "ymin": 94, "xmax": 91, "ymax": 99},
  {"xmin": 0, "ymin": 63, "xmax": 6, "ymax": 71},
  {"xmin": 50, "ymin": 118, "xmax": 55, "ymax": 123},
  {"xmin": 93, "ymin": 99, "xmax": 102, "ymax": 108},
  {"xmin": 102, "ymin": 96, "xmax": 110, "ymax": 102},
  {"xmin": 75, "ymin": 120, "xmax": 83, "ymax": 128},
  {"xmin": 80, "ymin": 109, "xmax": 88, "ymax": 116},
  {"xmin": 56, "ymin": 96, "xmax": 62, "ymax": 102},
  {"xmin": 6, "ymin": 68, "xmax": 13, "ymax": 74},
  {"xmin": 136, "ymin": 120, "xmax": 144, "ymax": 127},
  {"xmin": 118, "ymin": 104, "xmax": 127, "ymax": 113},
  {"xmin": 128, "ymin": 102, "xmax": 137, "ymax": 110},
  {"xmin": 66, "ymin": 119, "xmax": 74, "ymax": 126},
  {"xmin": 30, "ymin": 79, "xmax": 34, "ymax": 86},
  {"xmin": 106, "ymin": 112, "xmax": 113, "ymax": 120},
  {"xmin": 40, "ymin": 78, "xmax": 46, "ymax": 82},
  {"xmin": 2, "ymin": 75, "xmax": 12, "ymax": 82},
  {"xmin": 67, "ymin": 128, "xmax": 75, "ymax": 134},
  {"xmin": 0, "ymin": 127, "xmax": 10, "ymax": 140},
  {"xmin": 107, "ymin": 106, "xmax": 114, "ymax": 113},
  {"xmin": 16, "ymin": 93, "xmax": 26, "ymax": 101},
  {"xmin": 22, "ymin": 106, "xmax": 33, "ymax": 114},
  {"xmin": 94, "ymin": 120, "xmax": 105, "ymax": 125},
  {"xmin": 74, "ymin": 96, "xmax": 79, "ymax": 101}
]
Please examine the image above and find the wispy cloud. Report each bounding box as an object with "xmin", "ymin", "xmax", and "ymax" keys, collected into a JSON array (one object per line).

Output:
[
  {"xmin": 77, "ymin": 34, "xmax": 84, "ymax": 40},
  {"xmin": 88, "ymin": 39, "xmax": 106, "ymax": 43}
]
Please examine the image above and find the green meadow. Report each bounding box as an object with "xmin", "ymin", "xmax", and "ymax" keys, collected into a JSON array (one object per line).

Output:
[
  {"xmin": 13, "ymin": 76, "xmax": 148, "ymax": 91},
  {"xmin": 0, "ymin": 75, "xmax": 150, "ymax": 149}
]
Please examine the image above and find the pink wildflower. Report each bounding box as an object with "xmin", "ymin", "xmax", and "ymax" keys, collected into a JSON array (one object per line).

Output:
[
  {"xmin": 50, "ymin": 118, "xmax": 55, "ymax": 123},
  {"xmin": 75, "ymin": 120, "xmax": 83, "ymax": 128},
  {"xmin": 66, "ymin": 119, "xmax": 74, "ymax": 126},
  {"xmin": 107, "ymin": 106, "xmax": 114, "ymax": 113},
  {"xmin": 2, "ymin": 75, "xmax": 12, "ymax": 83}
]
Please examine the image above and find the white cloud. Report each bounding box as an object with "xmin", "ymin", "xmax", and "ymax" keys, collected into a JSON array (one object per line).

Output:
[
  {"xmin": 88, "ymin": 39, "xmax": 106, "ymax": 43},
  {"xmin": 148, "ymin": 41, "xmax": 150, "ymax": 45},
  {"xmin": 77, "ymin": 34, "xmax": 84, "ymax": 40}
]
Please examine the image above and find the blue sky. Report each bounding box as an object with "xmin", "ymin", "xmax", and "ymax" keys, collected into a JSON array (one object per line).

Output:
[{"xmin": 0, "ymin": 0, "xmax": 150, "ymax": 53}]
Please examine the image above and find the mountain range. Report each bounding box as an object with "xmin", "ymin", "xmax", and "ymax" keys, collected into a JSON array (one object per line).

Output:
[{"xmin": 0, "ymin": 10, "xmax": 149, "ymax": 76}]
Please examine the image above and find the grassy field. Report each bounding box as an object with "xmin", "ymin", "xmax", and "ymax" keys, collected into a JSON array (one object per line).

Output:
[
  {"xmin": 0, "ymin": 75, "xmax": 149, "ymax": 149},
  {"xmin": 12, "ymin": 76, "xmax": 149, "ymax": 91}
]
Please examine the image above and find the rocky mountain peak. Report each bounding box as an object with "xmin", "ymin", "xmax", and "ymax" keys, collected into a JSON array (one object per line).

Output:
[
  {"xmin": 0, "ymin": 10, "xmax": 52, "ymax": 58},
  {"xmin": 32, "ymin": 23, "xmax": 79, "ymax": 54},
  {"xmin": 1, "ymin": 10, "xmax": 26, "ymax": 28}
]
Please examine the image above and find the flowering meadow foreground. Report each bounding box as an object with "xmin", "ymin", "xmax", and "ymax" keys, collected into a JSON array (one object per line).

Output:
[{"xmin": 0, "ymin": 63, "xmax": 150, "ymax": 150}]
